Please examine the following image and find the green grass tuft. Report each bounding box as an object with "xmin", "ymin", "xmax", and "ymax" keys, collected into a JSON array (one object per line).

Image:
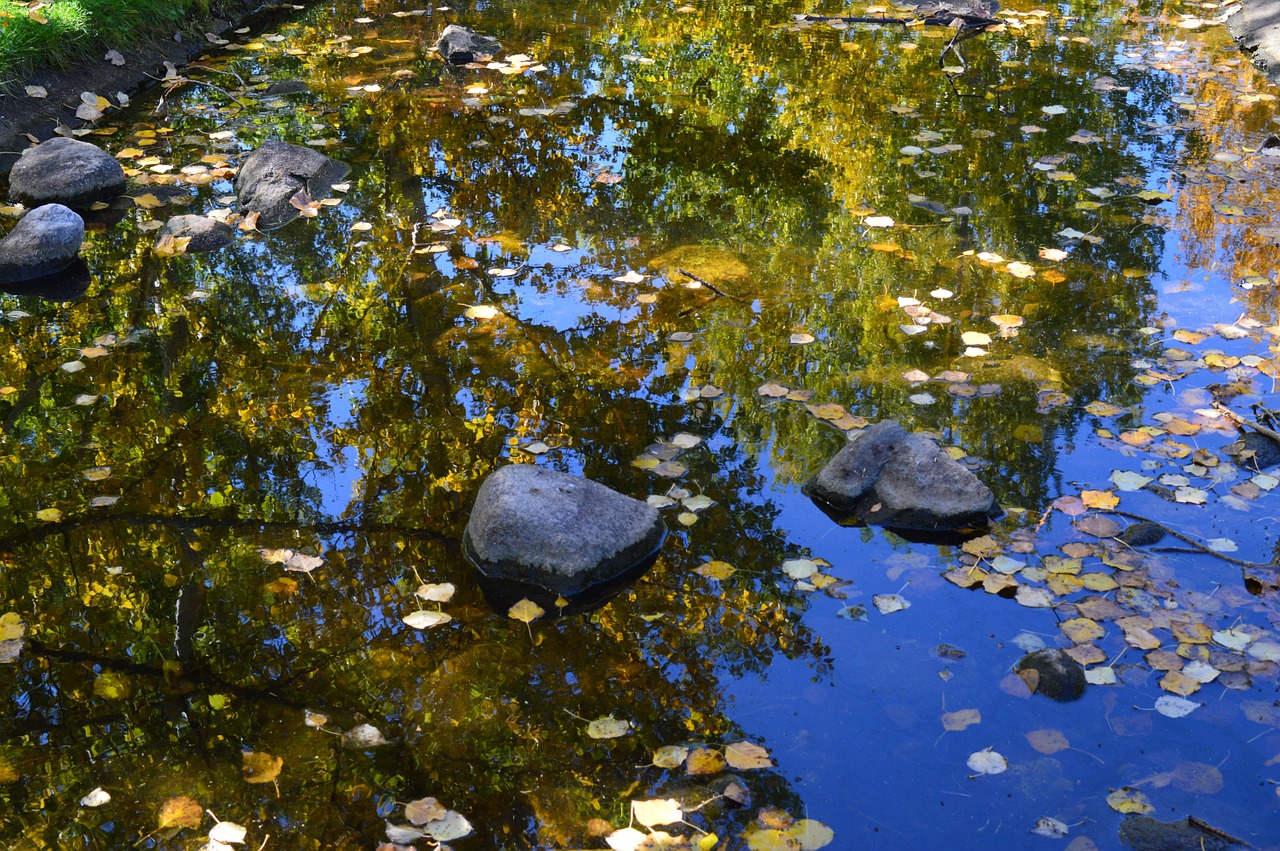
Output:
[{"xmin": 0, "ymin": 0, "xmax": 229, "ymax": 86}]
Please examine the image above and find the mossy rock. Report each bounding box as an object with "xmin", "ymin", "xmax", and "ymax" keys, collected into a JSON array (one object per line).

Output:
[{"xmin": 647, "ymin": 245, "xmax": 750, "ymax": 286}]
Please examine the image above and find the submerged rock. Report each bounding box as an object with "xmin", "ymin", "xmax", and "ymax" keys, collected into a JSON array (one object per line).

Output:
[
  {"xmin": 234, "ymin": 140, "xmax": 350, "ymax": 229},
  {"xmin": 0, "ymin": 204, "xmax": 85, "ymax": 284},
  {"xmin": 434, "ymin": 25, "xmax": 502, "ymax": 64},
  {"xmin": 8, "ymin": 138, "xmax": 126, "ymax": 210},
  {"xmin": 805, "ymin": 420, "xmax": 997, "ymax": 531},
  {"xmin": 1119, "ymin": 816, "xmax": 1242, "ymax": 850},
  {"xmin": 264, "ymin": 79, "xmax": 311, "ymax": 96},
  {"xmin": 157, "ymin": 214, "xmax": 233, "ymax": 253},
  {"xmin": 463, "ymin": 465, "xmax": 665, "ymax": 599},
  {"xmin": 1016, "ymin": 649, "xmax": 1086, "ymax": 702},
  {"xmin": 0, "ymin": 258, "xmax": 91, "ymax": 300}
]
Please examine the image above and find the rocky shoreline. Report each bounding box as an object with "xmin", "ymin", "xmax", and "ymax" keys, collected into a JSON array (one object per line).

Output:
[{"xmin": 0, "ymin": 0, "xmax": 301, "ymax": 175}]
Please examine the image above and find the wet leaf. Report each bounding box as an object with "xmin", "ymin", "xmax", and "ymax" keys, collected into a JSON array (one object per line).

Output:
[
  {"xmin": 941, "ymin": 709, "xmax": 981, "ymax": 731},
  {"xmin": 872, "ymin": 594, "xmax": 910, "ymax": 614},
  {"xmin": 405, "ymin": 796, "xmax": 447, "ymax": 825},
  {"xmin": 1033, "ymin": 816, "xmax": 1068, "ymax": 838},
  {"xmin": 80, "ymin": 787, "xmax": 111, "ymax": 807},
  {"xmin": 695, "ymin": 560, "xmax": 736, "ymax": 580},
  {"xmin": 788, "ymin": 820, "xmax": 834, "ymax": 849},
  {"xmin": 725, "ymin": 741, "xmax": 774, "ymax": 769},
  {"xmin": 653, "ymin": 745, "xmax": 690, "ymax": 768},
  {"xmin": 966, "ymin": 748, "xmax": 1008, "ymax": 775},
  {"xmin": 241, "ymin": 751, "xmax": 283, "ymax": 784},
  {"xmin": 686, "ymin": 747, "xmax": 727, "ymax": 775},
  {"xmin": 403, "ymin": 610, "xmax": 452, "ymax": 629},
  {"xmin": 586, "ymin": 716, "xmax": 631, "ymax": 739},
  {"xmin": 633, "ymin": 798, "xmax": 683, "ymax": 826},
  {"xmin": 508, "ymin": 598, "xmax": 545, "ymax": 624},
  {"xmin": 157, "ymin": 795, "xmax": 203, "ymax": 829},
  {"xmin": 415, "ymin": 582, "xmax": 455, "ymax": 602},
  {"xmin": 423, "ymin": 810, "xmax": 473, "ymax": 841},
  {"xmin": 1155, "ymin": 695, "xmax": 1201, "ymax": 718},
  {"xmin": 342, "ymin": 723, "xmax": 390, "ymax": 748},
  {"xmin": 1081, "ymin": 490, "xmax": 1119, "ymax": 510},
  {"xmin": 209, "ymin": 820, "xmax": 247, "ymax": 844},
  {"xmin": 1026, "ymin": 729, "xmax": 1070, "ymax": 754},
  {"xmin": 1106, "ymin": 787, "xmax": 1153, "ymax": 814}
]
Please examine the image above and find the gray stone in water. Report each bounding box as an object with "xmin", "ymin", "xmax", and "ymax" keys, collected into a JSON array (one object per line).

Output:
[
  {"xmin": 157, "ymin": 215, "xmax": 233, "ymax": 253},
  {"xmin": 434, "ymin": 25, "xmax": 502, "ymax": 64},
  {"xmin": 0, "ymin": 204, "xmax": 85, "ymax": 284},
  {"xmin": 1016, "ymin": 648, "xmax": 1086, "ymax": 702},
  {"xmin": 8, "ymin": 137, "xmax": 126, "ymax": 210},
  {"xmin": 805, "ymin": 420, "xmax": 996, "ymax": 530},
  {"xmin": 463, "ymin": 465, "xmax": 665, "ymax": 597},
  {"xmin": 264, "ymin": 79, "xmax": 311, "ymax": 96},
  {"xmin": 234, "ymin": 140, "xmax": 350, "ymax": 229}
]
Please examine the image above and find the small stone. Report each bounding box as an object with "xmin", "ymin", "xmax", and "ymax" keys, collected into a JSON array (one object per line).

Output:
[
  {"xmin": 156, "ymin": 215, "xmax": 233, "ymax": 253},
  {"xmin": 433, "ymin": 25, "xmax": 501, "ymax": 64},
  {"xmin": 1017, "ymin": 648, "xmax": 1087, "ymax": 702}
]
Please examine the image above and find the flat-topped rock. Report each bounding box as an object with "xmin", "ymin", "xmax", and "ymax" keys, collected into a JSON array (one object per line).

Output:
[
  {"xmin": 8, "ymin": 138, "xmax": 126, "ymax": 210},
  {"xmin": 464, "ymin": 465, "xmax": 665, "ymax": 598},
  {"xmin": 805, "ymin": 419, "xmax": 997, "ymax": 531}
]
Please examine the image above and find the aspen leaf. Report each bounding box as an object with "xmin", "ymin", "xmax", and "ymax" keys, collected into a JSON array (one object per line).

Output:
[
  {"xmin": 1025, "ymin": 729, "xmax": 1069, "ymax": 754},
  {"xmin": 241, "ymin": 751, "xmax": 283, "ymax": 784},
  {"xmin": 586, "ymin": 715, "xmax": 631, "ymax": 739},
  {"xmin": 941, "ymin": 709, "xmax": 981, "ymax": 731},
  {"xmin": 653, "ymin": 745, "xmax": 690, "ymax": 768},
  {"xmin": 1106, "ymin": 787, "xmax": 1153, "ymax": 814},
  {"xmin": 685, "ymin": 747, "xmax": 726, "ymax": 775},
  {"xmin": 1081, "ymin": 490, "xmax": 1119, "ymax": 509},
  {"xmin": 966, "ymin": 748, "xmax": 1008, "ymax": 775},
  {"xmin": 209, "ymin": 821, "xmax": 247, "ymax": 844},
  {"xmin": 403, "ymin": 610, "xmax": 452, "ymax": 629},
  {"xmin": 415, "ymin": 582, "xmax": 455, "ymax": 602},
  {"xmin": 632, "ymin": 798, "xmax": 683, "ymax": 827},
  {"xmin": 342, "ymin": 723, "xmax": 390, "ymax": 748},
  {"xmin": 607, "ymin": 828, "xmax": 648, "ymax": 851},
  {"xmin": 789, "ymin": 820, "xmax": 834, "ymax": 849},
  {"xmin": 725, "ymin": 741, "xmax": 773, "ymax": 769},
  {"xmin": 405, "ymin": 796, "xmax": 446, "ymax": 825},
  {"xmin": 508, "ymin": 598, "xmax": 544, "ymax": 624},
  {"xmin": 80, "ymin": 787, "xmax": 111, "ymax": 807},
  {"xmin": 157, "ymin": 795, "xmax": 203, "ymax": 829}
]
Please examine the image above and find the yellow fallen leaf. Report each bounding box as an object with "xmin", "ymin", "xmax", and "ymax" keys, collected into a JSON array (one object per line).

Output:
[
  {"xmin": 1080, "ymin": 489, "xmax": 1119, "ymax": 509},
  {"xmin": 242, "ymin": 751, "xmax": 283, "ymax": 784},
  {"xmin": 157, "ymin": 795, "xmax": 203, "ymax": 829},
  {"xmin": 1106, "ymin": 787, "xmax": 1154, "ymax": 814},
  {"xmin": 725, "ymin": 741, "xmax": 774, "ymax": 769},
  {"xmin": 508, "ymin": 598, "xmax": 544, "ymax": 624}
]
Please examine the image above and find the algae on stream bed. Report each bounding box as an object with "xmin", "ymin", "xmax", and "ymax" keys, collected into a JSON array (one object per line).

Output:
[{"xmin": 2, "ymin": 0, "xmax": 1280, "ymax": 848}]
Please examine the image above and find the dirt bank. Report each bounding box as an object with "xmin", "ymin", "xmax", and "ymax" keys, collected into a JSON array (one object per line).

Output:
[{"xmin": 0, "ymin": 1, "xmax": 301, "ymax": 175}]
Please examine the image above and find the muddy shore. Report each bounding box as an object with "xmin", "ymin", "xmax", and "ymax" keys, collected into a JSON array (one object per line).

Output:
[{"xmin": 0, "ymin": 1, "xmax": 302, "ymax": 175}]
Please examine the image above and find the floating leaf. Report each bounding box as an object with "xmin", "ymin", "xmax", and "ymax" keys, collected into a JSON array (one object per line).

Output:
[
  {"xmin": 872, "ymin": 594, "xmax": 910, "ymax": 614},
  {"xmin": 209, "ymin": 821, "xmax": 247, "ymax": 844},
  {"xmin": 1155, "ymin": 695, "xmax": 1201, "ymax": 718},
  {"xmin": 342, "ymin": 723, "xmax": 390, "ymax": 749},
  {"xmin": 1106, "ymin": 787, "xmax": 1154, "ymax": 814},
  {"xmin": 415, "ymin": 582, "xmax": 455, "ymax": 602},
  {"xmin": 789, "ymin": 820, "xmax": 834, "ymax": 850},
  {"xmin": 464, "ymin": 305, "xmax": 501, "ymax": 320},
  {"xmin": 966, "ymin": 748, "xmax": 1008, "ymax": 775},
  {"xmin": 1033, "ymin": 816, "xmax": 1068, "ymax": 838},
  {"xmin": 405, "ymin": 796, "xmax": 447, "ymax": 825},
  {"xmin": 423, "ymin": 810, "xmax": 473, "ymax": 841},
  {"xmin": 1025, "ymin": 729, "xmax": 1069, "ymax": 754},
  {"xmin": 725, "ymin": 741, "xmax": 774, "ymax": 769},
  {"xmin": 403, "ymin": 610, "xmax": 452, "ymax": 629},
  {"xmin": 941, "ymin": 709, "xmax": 981, "ymax": 731},
  {"xmin": 508, "ymin": 598, "xmax": 545, "ymax": 624},
  {"xmin": 632, "ymin": 798, "xmax": 683, "ymax": 827},
  {"xmin": 587, "ymin": 715, "xmax": 631, "ymax": 739},
  {"xmin": 685, "ymin": 747, "xmax": 726, "ymax": 775},
  {"xmin": 653, "ymin": 745, "xmax": 690, "ymax": 768},
  {"xmin": 80, "ymin": 787, "xmax": 111, "ymax": 807}
]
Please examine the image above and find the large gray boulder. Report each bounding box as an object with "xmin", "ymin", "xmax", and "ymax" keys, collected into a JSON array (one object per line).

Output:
[
  {"xmin": 434, "ymin": 25, "xmax": 501, "ymax": 64},
  {"xmin": 805, "ymin": 420, "xmax": 996, "ymax": 530},
  {"xmin": 8, "ymin": 138, "xmax": 126, "ymax": 209},
  {"xmin": 1231, "ymin": 0, "xmax": 1280, "ymax": 82},
  {"xmin": 463, "ymin": 465, "xmax": 666, "ymax": 598},
  {"xmin": 0, "ymin": 204, "xmax": 85, "ymax": 284},
  {"xmin": 234, "ymin": 141, "xmax": 350, "ymax": 229},
  {"xmin": 157, "ymin": 214, "xmax": 233, "ymax": 253}
]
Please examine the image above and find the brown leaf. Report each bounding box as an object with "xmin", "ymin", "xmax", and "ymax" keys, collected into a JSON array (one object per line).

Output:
[
  {"xmin": 242, "ymin": 750, "xmax": 283, "ymax": 784},
  {"xmin": 157, "ymin": 795, "xmax": 203, "ymax": 830}
]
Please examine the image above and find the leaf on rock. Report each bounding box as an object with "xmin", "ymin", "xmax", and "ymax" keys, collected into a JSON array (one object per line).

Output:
[
  {"xmin": 586, "ymin": 715, "xmax": 631, "ymax": 739},
  {"xmin": 157, "ymin": 795, "xmax": 203, "ymax": 830},
  {"xmin": 725, "ymin": 741, "xmax": 774, "ymax": 770},
  {"xmin": 241, "ymin": 751, "xmax": 283, "ymax": 784}
]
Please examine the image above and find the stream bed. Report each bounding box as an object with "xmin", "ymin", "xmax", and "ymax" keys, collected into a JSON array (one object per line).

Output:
[{"xmin": 4, "ymin": 0, "xmax": 1280, "ymax": 848}]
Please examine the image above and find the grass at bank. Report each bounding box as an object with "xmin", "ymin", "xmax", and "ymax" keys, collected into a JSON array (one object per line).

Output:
[{"xmin": 0, "ymin": 0, "xmax": 217, "ymax": 86}]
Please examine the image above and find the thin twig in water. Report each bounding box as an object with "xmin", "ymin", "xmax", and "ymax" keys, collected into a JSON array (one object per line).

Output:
[{"xmin": 677, "ymin": 268, "xmax": 748, "ymax": 303}]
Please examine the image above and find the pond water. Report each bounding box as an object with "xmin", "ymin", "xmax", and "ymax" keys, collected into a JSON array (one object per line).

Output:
[{"xmin": 4, "ymin": 0, "xmax": 1280, "ymax": 847}]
